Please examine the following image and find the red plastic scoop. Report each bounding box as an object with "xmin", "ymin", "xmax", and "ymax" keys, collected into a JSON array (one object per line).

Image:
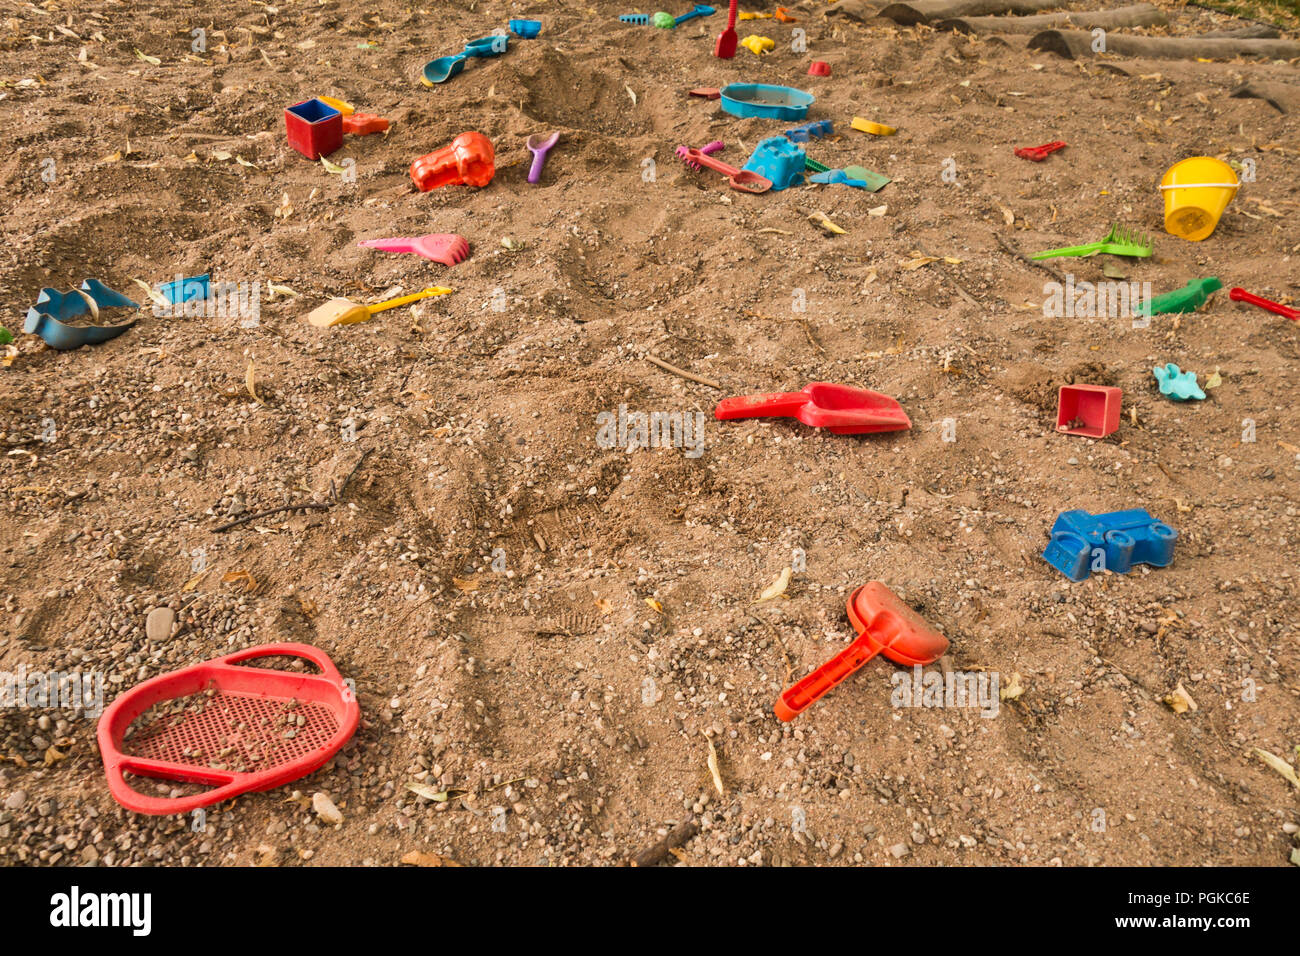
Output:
[
  {"xmin": 714, "ymin": 382, "xmax": 910, "ymax": 435},
  {"xmin": 774, "ymin": 582, "xmax": 949, "ymax": 721},
  {"xmin": 98, "ymin": 643, "xmax": 360, "ymax": 815},
  {"xmin": 1229, "ymin": 287, "xmax": 1299, "ymax": 321},
  {"xmin": 1014, "ymin": 141, "xmax": 1067, "ymax": 162}
]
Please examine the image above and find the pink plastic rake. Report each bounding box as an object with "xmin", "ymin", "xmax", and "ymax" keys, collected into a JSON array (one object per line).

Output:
[{"xmin": 357, "ymin": 233, "xmax": 470, "ymax": 267}]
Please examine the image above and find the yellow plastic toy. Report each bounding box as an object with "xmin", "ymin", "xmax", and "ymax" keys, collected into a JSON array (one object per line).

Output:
[
  {"xmin": 1159, "ymin": 156, "xmax": 1239, "ymax": 242},
  {"xmin": 738, "ymin": 10, "xmax": 773, "ymax": 18},
  {"xmin": 851, "ymin": 117, "xmax": 896, "ymax": 136},
  {"xmin": 740, "ymin": 34, "xmax": 775, "ymax": 55},
  {"xmin": 318, "ymin": 96, "xmax": 355, "ymax": 116}
]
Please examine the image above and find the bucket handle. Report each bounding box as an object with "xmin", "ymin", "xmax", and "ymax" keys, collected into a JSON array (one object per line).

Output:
[{"xmin": 1159, "ymin": 181, "xmax": 1239, "ymax": 190}]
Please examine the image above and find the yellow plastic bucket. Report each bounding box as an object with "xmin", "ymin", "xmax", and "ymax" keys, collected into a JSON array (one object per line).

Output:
[{"xmin": 1159, "ymin": 157, "xmax": 1239, "ymax": 242}]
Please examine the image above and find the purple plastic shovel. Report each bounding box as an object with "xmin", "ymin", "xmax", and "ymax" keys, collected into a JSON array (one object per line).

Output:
[{"xmin": 526, "ymin": 131, "xmax": 560, "ymax": 184}]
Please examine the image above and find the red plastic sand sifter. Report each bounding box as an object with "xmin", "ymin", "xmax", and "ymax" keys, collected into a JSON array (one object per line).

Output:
[
  {"xmin": 714, "ymin": 382, "xmax": 910, "ymax": 435},
  {"xmin": 98, "ymin": 643, "xmax": 360, "ymax": 815},
  {"xmin": 774, "ymin": 582, "xmax": 949, "ymax": 721}
]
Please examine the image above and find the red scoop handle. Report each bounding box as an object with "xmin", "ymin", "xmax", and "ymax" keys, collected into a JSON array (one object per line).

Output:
[
  {"xmin": 715, "ymin": 391, "xmax": 809, "ymax": 419},
  {"xmin": 776, "ymin": 634, "xmax": 890, "ymax": 720},
  {"xmin": 1229, "ymin": 287, "xmax": 1299, "ymax": 321}
]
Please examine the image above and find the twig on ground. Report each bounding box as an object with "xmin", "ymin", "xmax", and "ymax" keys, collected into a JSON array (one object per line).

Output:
[{"xmin": 646, "ymin": 354, "xmax": 723, "ymax": 389}]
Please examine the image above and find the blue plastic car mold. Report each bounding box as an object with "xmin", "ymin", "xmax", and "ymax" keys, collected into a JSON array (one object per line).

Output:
[
  {"xmin": 24, "ymin": 279, "xmax": 140, "ymax": 351},
  {"xmin": 1153, "ymin": 363, "xmax": 1205, "ymax": 401},
  {"xmin": 159, "ymin": 274, "xmax": 210, "ymax": 305},
  {"xmin": 509, "ymin": 18, "xmax": 542, "ymax": 37},
  {"xmin": 742, "ymin": 136, "xmax": 805, "ymax": 191},
  {"xmin": 1042, "ymin": 508, "xmax": 1177, "ymax": 582},
  {"xmin": 719, "ymin": 83, "xmax": 814, "ymax": 121},
  {"xmin": 785, "ymin": 120, "xmax": 833, "ymax": 143}
]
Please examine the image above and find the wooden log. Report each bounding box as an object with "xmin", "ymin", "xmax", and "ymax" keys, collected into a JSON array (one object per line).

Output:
[
  {"xmin": 877, "ymin": 0, "xmax": 1068, "ymax": 27},
  {"xmin": 1231, "ymin": 81, "xmax": 1300, "ymax": 114},
  {"xmin": 937, "ymin": 3, "xmax": 1164, "ymax": 35},
  {"xmin": 1204, "ymin": 24, "xmax": 1280, "ymax": 39},
  {"xmin": 1028, "ymin": 29, "xmax": 1300, "ymax": 60}
]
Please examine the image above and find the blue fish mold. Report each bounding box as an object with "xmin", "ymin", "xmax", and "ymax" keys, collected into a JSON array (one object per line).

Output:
[{"xmin": 24, "ymin": 279, "xmax": 140, "ymax": 351}]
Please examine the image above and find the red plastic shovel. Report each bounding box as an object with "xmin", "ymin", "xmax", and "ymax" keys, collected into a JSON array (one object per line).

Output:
[
  {"xmin": 1229, "ymin": 287, "xmax": 1299, "ymax": 321},
  {"xmin": 774, "ymin": 582, "xmax": 949, "ymax": 721},
  {"xmin": 714, "ymin": 382, "xmax": 910, "ymax": 435},
  {"xmin": 715, "ymin": 0, "xmax": 738, "ymax": 58}
]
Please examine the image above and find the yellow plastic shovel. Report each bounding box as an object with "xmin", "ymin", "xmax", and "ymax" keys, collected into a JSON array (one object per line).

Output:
[{"xmin": 307, "ymin": 287, "xmax": 452, "ymax": 328}]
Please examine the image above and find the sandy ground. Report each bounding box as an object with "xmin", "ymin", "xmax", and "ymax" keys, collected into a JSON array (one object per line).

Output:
[{"xmin": 0, "ymin": 0, "xmax": 1298, "ymax": 867}]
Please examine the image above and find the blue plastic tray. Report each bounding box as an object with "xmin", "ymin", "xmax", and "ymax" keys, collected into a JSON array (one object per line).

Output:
[{"xmin": 720, "ymin": 84, "xmax": 814, "ymax": 121}]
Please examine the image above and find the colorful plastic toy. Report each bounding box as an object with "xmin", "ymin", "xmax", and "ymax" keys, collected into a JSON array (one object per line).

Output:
[
  {"xmin": 1014, "ymin": 141, "xmax": 1067, "ymax": 161},
  {"xmin": 775, "ymin": 7, "xmax": 797, "ymax": 21},
  {"xmin": 1153, "ymin": 363, "xmax": 1205, "ymax": 401},
  {"xmin": 740, "ymin": 34, "xmax": 774, "ymax": 54},
  {"xmin": 620, "ymin": 13, "xmax": 650, "ymax": 24},
  {"xmin": 784, "ymin": 119, "xmax": 833, "ymax": 142},
  {"xmin": 676, "ymin": 145, "xmax": 771, "ymax": 193},
  {"xmin": 1056, "ymin": 384, "xmax": 1121, "ymax": 438},
  {"xmin": 804, "ymin": 156, "xmax": 830, "ymax": 174},
  {"xmin": 343, "ymin": 112, "xmax": 389, "ymax": 135},
  {"xmin": 689, "ymin": 87, "xmax": 721, "ymax": 99},
  {"xmin": 809, "ymin": 169, "xmax": 870, "ymax": 189},
  {"xmin": 851, "ymin": 116, "xmax": 896, "ymax": 136},
  {"xmin": 285, "ymin": 98, "xmax": 343, "ymax": 160},
  {"xmin": 715, "ymin": 0, "xmax": 739, "ymax": 57},
  {"xmin": 742, "ymin": 137, "xmax": 805, "ymax": 192},
  {"xmin": 526, "ymin": 131, "xmax": 560, "ymax": 184},
  {"xmin": 1137, "ymin": 277, "xmax": 1222, "ymax": 317},
  {"xmin": 97, "ymin": 643, "xmax": 360, "ymax": 815},
  {"xmin": 24, "ymin": 280, "xmax": 140, "ymax": 351},
  {"xmin": 357, "ymin": 234, "xmax": 470, "ymax": 267},
  {"xmin": 843, "ymin": 165, "xmax": 891, "ymax": 191},
  {"xmin": 1229, "ymin": 287, "xmax": 1299, "ymax": 321},
  {"xmin": 317, "ymin": 96, "xmax": 354, "ymax": 116},
  {"xmin": 1030, "ymin": 223, "xmax": 1152, "ymax": 260},
  {"xmin": 159, "ymin": 274, "xmax": 209, "ymax": 305},
  {"xmin": 509, "ymin": 18, "xmax": 542, "ymax": 37},
  {"xmin": 774, "ymin": 582, "xmax": 949, "ymax": 721},
  {"xmin": 808, "ymin": 60, "xmax": 831, "ymax": 76},
  {"xmin": 714, "ymin": 382, "xmax": 910, "ymax": 434},
  {"xmin": 1160, "ymin": 156, "xmax": 1239, "ymax": 242},
  {"xmin": 421, "ymin": 35, "xmax": 508, "ymax": 86},
  {"xmin": 307, "ymin": 287, "xmax": 452, "ymax": 328},
  {"xmin": 657, "ymin": 3, "xmax": 714, "ymax": 27},
  {"xmin": 410, "ymin": 132, "xmax": 495, "ymax": 191},
  {"xmin": 1042, "ymin": 509, "xmax": 1177, "ymax": 582},
  {"xmin": 720, "ymin": 83, "xmax": 814, "ymax": 120}
]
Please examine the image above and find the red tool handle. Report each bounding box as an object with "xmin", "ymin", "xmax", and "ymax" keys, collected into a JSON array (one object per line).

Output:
[
  {"xmin": 682, "ymin": 147, "xmax": 745, "ymax": 179},
  {"xmin": 1229, "ymin": 287, "xmax": 1299, "ymax": 321},
  {"xmin": 715, "ymin": 391, "xmax": 809, "ymax": 420},
  {"xmin": 1014, "ymin": 141, "xmax": 1067, "ymax": 161},
  {"xmin": 775, "ymin": 635, "xmax": 887, "ymax": 721}
]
